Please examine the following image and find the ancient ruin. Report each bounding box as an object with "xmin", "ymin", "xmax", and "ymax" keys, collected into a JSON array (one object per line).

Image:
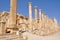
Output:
[{"xmin": 0, "ymin": 0, "xmax": 60, "ymax": 40}]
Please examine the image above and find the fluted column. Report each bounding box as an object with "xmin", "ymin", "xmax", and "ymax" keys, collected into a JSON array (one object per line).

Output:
[
  {"xmin": 28, "ymin": 2, "xmax": 32, "ymax": 32},
  {"xmin": 34, "ymin": 6, "xmax": 38, "ymax": 23},
  {"xmin": 39, "ymin": 9, "xmax": 42, "ymax": 22},
  {"xmin": 29, "ymin": 2, "xmax": 32, "ymax": 26},
  {"xmin": 54, "ymin": 17, "xmax": 58, "ymax": 24},
  {"xmin": 9, "ymin": 0, "xmax": 17, "ymax": 28}
]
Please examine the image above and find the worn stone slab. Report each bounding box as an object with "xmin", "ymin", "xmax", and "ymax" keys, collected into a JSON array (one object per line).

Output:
[{"xmin": 0, "ymin": 34, "xmax": 20, "ymax": 40}]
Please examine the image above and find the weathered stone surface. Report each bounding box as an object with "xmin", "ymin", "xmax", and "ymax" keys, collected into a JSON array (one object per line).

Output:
[
  {"xmin": 0, "ymin": 34, "xmax": 20, "ymax": 40},
  {"xmin": 22, "ymin": 32, "xmax": 60, "ymax": 40}
]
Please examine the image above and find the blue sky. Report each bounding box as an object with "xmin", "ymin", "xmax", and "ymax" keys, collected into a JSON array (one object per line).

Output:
[{"xmin": 0, "ymin": 0, "xmax": 60, "ymax": 24}]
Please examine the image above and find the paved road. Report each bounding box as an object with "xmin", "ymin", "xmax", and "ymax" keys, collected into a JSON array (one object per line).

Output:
[
  {"xmin": 0, "ymin": 34, "xmax": 20, "ymax": 40},
  {"xmin": 23, "ymin": 32, "xmax": 60, "ymax": 40},
  {"xmin": 0, "ymin": 32, "xmax": 60, "ymax": 40}
]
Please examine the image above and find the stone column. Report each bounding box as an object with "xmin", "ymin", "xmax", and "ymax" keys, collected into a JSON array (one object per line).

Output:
[
  {"xmin": 9, "ymin": 0, "xmax": 18, "ymax": 34},
  {"xmin": 54, "ymin": 17, "xmax": 58, "ymax": 24},
  {"xmin": 29, "ymin": 2, "xmax": 32, "ymax": 26},
  {"xmin": 34, "ymin": 6, "xmax": 38, "ymax": 23},
  {"xmin": 9, "ymin": 0, "xmax": 17, "ymax": 28},
  {"xmin": 39, "ymin": 9, "xmax": 42, "ymax": 22},
  {"xmin": 28, "ymin": 2, "xmax": 32, "ymax": 32}
]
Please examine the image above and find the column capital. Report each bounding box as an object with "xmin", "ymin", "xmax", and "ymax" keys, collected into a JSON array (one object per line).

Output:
[
  {"xmin": 29, "ymin": 2, "xmax": 32, "ymax": 6},
  {"xmin": 34, "ymin": 6, "xmax": 37, "ymax": 9},
  {"xmin": 39, "ymin": 9, "xmax": 42, "ymax": 12},
  {"xmin": 29, "ymin": 2, "xmax": 32, "ymax": 4}
]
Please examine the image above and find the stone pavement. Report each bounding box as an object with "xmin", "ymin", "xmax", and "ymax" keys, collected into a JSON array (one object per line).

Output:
[
  {"xmin": 0, "ymin": 31, "xmax": 60, "ymax": 40},
  {"xmin": 0, "ymin": 34, "xmax": 20, "ymax": 40},
  {"xmin": 22, "ymin": 31, "xmax": 60, "ymax": 40}
]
